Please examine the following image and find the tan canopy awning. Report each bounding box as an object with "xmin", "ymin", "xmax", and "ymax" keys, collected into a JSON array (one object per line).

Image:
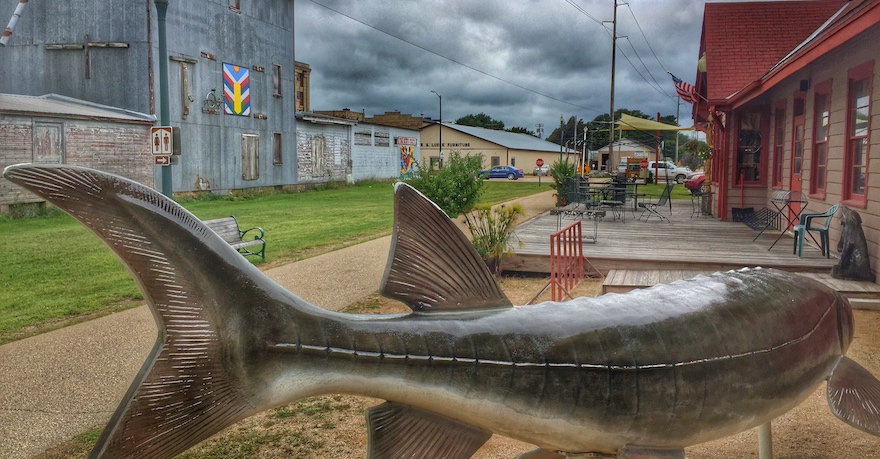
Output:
[{"xmin": 615, "ymin": 113, "xmax": 692, "ymax": 131}]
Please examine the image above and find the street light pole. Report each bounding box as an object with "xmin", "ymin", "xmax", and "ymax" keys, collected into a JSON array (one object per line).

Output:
[
  {"xmin": 431, "ymin": 91, "xmax": 442, "ymax": 168},
  {"xmin": 583, "ymin": 125, "xmax": 588, "ymax": 176},
  {"xmin": 155, "ymin": 0, "xmax": 172, "ymax": 197},
  {"xmin": 559, "ymin": 115, "xmax": 564, "ymax": 164}
]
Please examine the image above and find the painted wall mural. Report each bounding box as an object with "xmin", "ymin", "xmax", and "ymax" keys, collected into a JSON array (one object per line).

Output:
[
  {"xmin": 223, "ymin": 63, "xmax": 251, "ymax": 116},
  {"xmin": 399, "ymin": 137, "xmax": 417, "ymax": 179}
]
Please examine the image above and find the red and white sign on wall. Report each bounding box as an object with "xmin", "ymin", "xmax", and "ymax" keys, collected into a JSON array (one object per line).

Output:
[
  {"xmin": 151, "ymin": 126, "xmax": 172, "ymax": 166},
  {"xmin": 397, "ymin": 137, "xmax": 417, "ymax": 146},
  {"xmin": 151, "ymin": 126, "xmax": 173, "ymax": 156}
]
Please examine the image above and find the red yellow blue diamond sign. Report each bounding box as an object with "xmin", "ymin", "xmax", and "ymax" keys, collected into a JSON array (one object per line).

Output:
[{"xmin": 223, "ymin": 63, "xmax": 251, "ymax": 116}]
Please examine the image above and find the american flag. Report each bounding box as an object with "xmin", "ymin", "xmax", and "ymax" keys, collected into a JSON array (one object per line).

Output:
[{"xmin": 671, "ymin": 74, "xmax": 698, "ymax": 104}]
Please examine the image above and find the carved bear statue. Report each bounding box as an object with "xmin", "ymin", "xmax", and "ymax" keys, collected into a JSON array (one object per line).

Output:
[{"xmin": 832, "ymin": 205, "xmax": 875, "ymax": 282}]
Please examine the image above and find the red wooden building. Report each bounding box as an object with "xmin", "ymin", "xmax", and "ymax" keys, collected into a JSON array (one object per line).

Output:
[{"xmin": 693, "ymin": 0, "xmax": 879, "ymax": 275}]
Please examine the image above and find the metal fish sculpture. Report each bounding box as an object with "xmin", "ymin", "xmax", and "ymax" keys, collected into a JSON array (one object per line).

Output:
[{"xmin": 5, "ymin": 163, "xmax": 880, "ymax": 459}]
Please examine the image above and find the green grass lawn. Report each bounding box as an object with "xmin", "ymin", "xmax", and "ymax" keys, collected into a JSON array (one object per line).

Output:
[
  {"xmin": 640, "ymin": 181, "xmax": 693, "ymax": 200},
  {"xmin": 0, "ymin": 180, "xmax": 552, "ymax": 343}
]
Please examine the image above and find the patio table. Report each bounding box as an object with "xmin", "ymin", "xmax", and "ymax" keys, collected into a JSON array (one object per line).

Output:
[
  {"xmin": 753, "ymin": 190, "xmax": 808, "ymax": 250},
  {"xmin": 550, "ymin": 204, "xmax": 606, "ymax": 242}
]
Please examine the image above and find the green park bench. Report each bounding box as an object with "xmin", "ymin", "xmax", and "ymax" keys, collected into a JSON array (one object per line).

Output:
[{"xmin": 203, "ymin": 216, "xmax": 266, "ymax": 261}]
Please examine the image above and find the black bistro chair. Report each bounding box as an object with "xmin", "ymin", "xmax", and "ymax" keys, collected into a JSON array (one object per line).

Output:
[{"xmin": 638, "ymin": 182, "xmax": 674, "ymax": 222}]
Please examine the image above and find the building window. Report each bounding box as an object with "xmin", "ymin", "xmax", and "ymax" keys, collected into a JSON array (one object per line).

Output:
[
  {"xmin": 491, "ymin": 156, "xmax": 500, "ymax": 167},
  {"xmin": 272, "ymin": 63, "xmax": 282, "ymax": 97},
  {"xmin": 273, "ymin": 132, "xmax": 282, "ymax": 165},
  {"xmin": 33, "ymin": 122, "xmax": 64, "ymax": 164},
  {"xmin": 242, "ymin": 134, "xmax": 260, "ymax": 180},
  {"xmin": 772, "ymin": 101, "xmax": 786, "ymax": 187},
  {"xmin": 811, "ymin": 80, "xmax": 832, "ymax": 196},
  {"xmin": 355, "ymin": 129, "xmax": 372, "ymax": 146},
  {"xmin": 844, "ymin": 61, "xmax": 872, "ymax": 205},
  {"xmin": 374, "ymin": 131, "xmax": 390, "ymax": 147},
  {"xmin": 736, "ymin": 112, "xmax": 765, "ymax": 184},
  {"xmin": 791, "ymin": 96, "xmax": 805, "ymax": 186}
]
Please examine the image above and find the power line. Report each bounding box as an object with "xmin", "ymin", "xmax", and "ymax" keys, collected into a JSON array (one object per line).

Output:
[
  {"xmin": 623, "ymin": 3, "xmax": 674, "ymax": 100},
  {"xmin": 566, "ymin": 0, "xmax": 674, "ymax": 102},
  {"xmin": 624, "ymin": 2, "xmax": 670, "ymax": 75},
  {"xmin": 304, "ymin": 0, "xmax": 604, "ymax": 114},
  {"xmin": 563, "ymin": 0, "xmax": 605, "ymax": 26}
]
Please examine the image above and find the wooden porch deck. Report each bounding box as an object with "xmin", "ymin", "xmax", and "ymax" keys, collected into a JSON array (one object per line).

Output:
[
  {"xmin": 507, "ymin": 199, "xmax": 839, "ymax": 275},
  {"xmin": 507, "ymin": 200, "xmax": 880, "ymax": 307}
]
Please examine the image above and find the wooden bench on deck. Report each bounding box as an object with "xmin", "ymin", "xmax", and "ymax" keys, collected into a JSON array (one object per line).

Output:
[{"xmin": 204, "ymin": 216, "xmax": 266, "ymax": 261}]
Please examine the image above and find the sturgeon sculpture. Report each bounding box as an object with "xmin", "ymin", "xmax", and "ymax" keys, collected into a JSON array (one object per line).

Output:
[{"xmin": 5, "ymin": 163, "xmax": 880, "ymax": 459}]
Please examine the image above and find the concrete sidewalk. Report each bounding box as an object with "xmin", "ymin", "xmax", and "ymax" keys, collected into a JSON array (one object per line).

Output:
[{"xmin": 0, "ymin": 190, "xmax": 554, "ymax": 459}]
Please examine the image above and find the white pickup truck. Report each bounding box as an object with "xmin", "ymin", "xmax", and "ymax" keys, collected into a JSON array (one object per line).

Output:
[{"xmin": 646, "ymin": 161, "xmax": 691, "ymax": 184}]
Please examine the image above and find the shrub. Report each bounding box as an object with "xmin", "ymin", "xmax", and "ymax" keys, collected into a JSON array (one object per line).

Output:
[
  {"xmin": 463, "ymin": 203, "xmax": 524, "ymax": 275},
  {"xmin": 549, "ymin": 159, "xmax": 577, "ymax": 206},
  {"xmin": 406, "ymin": 152, "xmax": 484, "ymax": 217}
]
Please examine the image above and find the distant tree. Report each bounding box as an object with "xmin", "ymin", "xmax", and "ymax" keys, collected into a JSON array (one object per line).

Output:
[
  {"xmin": 455, "ymin": 113, "xmax": 505, "ymax": 130},
  {"xmin": 406, "ymin": 152, "xmax": 484, "ymax": 217},
  {"xmin": 546, "ymin": 116, "xmax": 596, "ymax": 151},
  {"xmin": 506, "ymin": 126, "xmax": 537, "ymax": 136},
  {"xmin": 551, "ymin": 109, "xmax": 684, "ymax": 158}
]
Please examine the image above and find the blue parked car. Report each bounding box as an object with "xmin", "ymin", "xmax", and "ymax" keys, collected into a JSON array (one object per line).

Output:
[{"xmin": 479, "ymin": 165, "xmax": 524, "ymax": 180}]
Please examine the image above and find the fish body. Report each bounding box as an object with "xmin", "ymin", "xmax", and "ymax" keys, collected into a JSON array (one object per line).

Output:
[
  {"xmin": 260, "ymin": 271, "xmax": 850, "ymax": 453},
  {"xmin": 4, "ymin": 163, "xmax": 878, "ymax": 459}
]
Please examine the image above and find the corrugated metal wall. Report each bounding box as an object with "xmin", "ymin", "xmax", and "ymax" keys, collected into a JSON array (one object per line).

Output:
[{"xmin": 0, "ymin": 0, "xmax": 296, "ymax": 193}]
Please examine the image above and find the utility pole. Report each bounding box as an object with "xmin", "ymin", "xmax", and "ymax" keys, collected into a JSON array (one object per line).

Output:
[
  {"xmin": 155, "ymin": 0, "xmax": 172, "ymax": 197},
  {"xmin": 675, "ymin": 98, "xmax": 681, "ymax": 162},
  {"xmin": 558, "ymin": 115, "xmax": 564, "ymax": 164},
  {"xmin": 608, "ymin": 0, "xmax": 617, "ymax": 172},
  {"xmin": 431, "ymin": 91, "xmax": 442, "ymax": 168}
]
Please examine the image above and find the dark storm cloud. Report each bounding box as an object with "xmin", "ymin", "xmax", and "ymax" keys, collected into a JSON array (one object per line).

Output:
[{"xmin": 295, "ymin": 0, "xmax": 708, "ymax": 133}]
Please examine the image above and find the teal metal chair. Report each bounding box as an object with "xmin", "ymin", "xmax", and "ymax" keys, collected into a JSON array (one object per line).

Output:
[{"xmin": 792, "ymin": 203, "xmax": 839, "ymax": 258}]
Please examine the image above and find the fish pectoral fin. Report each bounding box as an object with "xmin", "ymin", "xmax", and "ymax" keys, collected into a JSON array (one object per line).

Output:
[
  {"xmin": 513, "ymin": 447, "xmax": 566, "ymax": 459},
  {"xmin": 380, "ymin": 183, "xmax": 512, "ymax": 312},
  {"xmin": 366, "ymin": 401, "xmax": 491, "ymax": 459},
  {"xmin": 827, "ymin": 356, "xmax": 880, "ymax": 436},
  {"xmin": 617, "ymin": 446, "xmax": 685, "ymax": 458}
]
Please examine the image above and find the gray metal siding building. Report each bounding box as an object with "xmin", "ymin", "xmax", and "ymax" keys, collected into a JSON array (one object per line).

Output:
[{"xmin": 0, "ymin": 0, "xmax": 296, "ymax": 193}]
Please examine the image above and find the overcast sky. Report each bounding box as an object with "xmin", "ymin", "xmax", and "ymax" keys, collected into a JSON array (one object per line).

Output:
[{"xmin": 294, "ymin": 0, "xmax": 714, "ymax": 136}]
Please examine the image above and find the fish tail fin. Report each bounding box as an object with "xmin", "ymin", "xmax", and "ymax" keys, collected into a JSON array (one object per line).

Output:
[
  {"xmin": 827, "ymin": 356, "xmax": 880, "ymax": 436},
  {"xmin": 4, "ymin": 164, "xmax": 275, "ymax": 459}
]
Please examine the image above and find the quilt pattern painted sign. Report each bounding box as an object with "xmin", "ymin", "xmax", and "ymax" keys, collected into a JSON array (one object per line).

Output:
[{"xmin": 223, "ymin": 63, "xmax": 251, "ymax": 116}]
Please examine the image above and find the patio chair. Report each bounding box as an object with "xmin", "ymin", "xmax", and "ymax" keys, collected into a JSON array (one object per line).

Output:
[
  {"xmin": 600, "ymin": 186, "xmax": 628, "ymax": 222},
  {"xmin": 793, "ymin": 203, "xmax": 839, "ymax": 258},
  {"xmin": 638, "ymin": 182, "xmax": 675, "ymax": 222},
  {"xmin": 690, "ymin": 188, "xmax": 703, "ymax": 217}
]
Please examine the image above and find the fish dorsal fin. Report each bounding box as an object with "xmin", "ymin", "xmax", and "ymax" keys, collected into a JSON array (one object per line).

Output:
[
  {"xmin": 380, "ymin": 183, "xmax": 512, "ymax": 312},
  {"xmin": 366, "ymin": 402, "xmax": 491, "ymax": 459},
  {"xmin": 827, "ymin": 356, "xmax": 880, "ymax": 436}
]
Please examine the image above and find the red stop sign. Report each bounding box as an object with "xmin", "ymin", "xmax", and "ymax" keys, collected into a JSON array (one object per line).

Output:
[
  {"xmin": 640, "ymin": 159, "xmax": 649, "ymax": 168},
  {"xmin": 536, "ymin": 158, "xmax": 544, "ymax": 167}
]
